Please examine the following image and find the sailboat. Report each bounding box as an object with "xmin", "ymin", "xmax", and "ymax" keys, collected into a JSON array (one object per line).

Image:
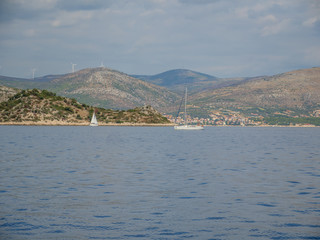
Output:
[
  {"xmin": 174, "ymin": 88, "xmax": 204, "ymax": 130},
  {"xmin": 89, "ymin": 112, "xmax": 98, "ymax": 126}
]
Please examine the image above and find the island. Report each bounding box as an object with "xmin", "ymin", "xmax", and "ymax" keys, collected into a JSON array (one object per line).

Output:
[{"xmin": 0, "ymin": 88, "xmax": 173, "ymax": 126}]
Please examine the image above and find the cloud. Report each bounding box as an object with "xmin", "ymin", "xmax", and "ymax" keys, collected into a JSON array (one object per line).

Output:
[
  {"xmin": 56, "ymin": 0, "xmax": 114, "ymax": 11},
  {"xmin": 0, "ymin": 0, "xmax": 57, "ymax": 21},
  {"xmin": 179, "ymin": 0, "xmax": 220, "ymax": 4},
  {"xmin": 261, "ymin": 18, "xmax": 291, "ymax": 36},
  {"xmin": 0, "ymin": 0, "xmax": 320, "ymax": 78},
  {"xmin": 0, "ymin": 0, "xmax": 113, "ymax": 22},
  {"xmin": 304, "ymin": 46, "xmax": 320, "ymax": 64},
  {"xmin": 258, "ymin": 14, "xmax": 277, "ymax": 23},
  {"xmin": 24, "ymin": 29, "xmax": 37, "ymax": 37},
  {"xmin": 303, "ymin": 17, "xmax": 318, "ymax": 27},
  {"xmin": 51, "ymin": 10, "xmax": 94, "ymax": 27}
]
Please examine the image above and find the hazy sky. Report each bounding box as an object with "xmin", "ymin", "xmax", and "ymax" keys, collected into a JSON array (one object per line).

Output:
[{"xmin": 0, "ymin": 0, "xmax": 319, "ymax": 78}]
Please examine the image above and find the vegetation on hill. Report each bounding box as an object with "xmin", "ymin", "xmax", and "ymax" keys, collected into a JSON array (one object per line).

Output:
[
  {"xmin": 132, "ymin": 69, "xmax": 217, "ymax": 86},
  {"xmin": 0, "ymin": 68, "xmax": 180, "ymax": 111},
  {"xmin": 190, "ymin": 67, "xmax": 320, "ymax": 118},
  {"xmin": 0, "ymin": 86, "xmax": 19, "ymax": 102},
  {"xmin": 1, "ymin": 67, "xmax": 320, "ymax": 125},
  {"xmin": 0, "ymin": 88, "xmax": 171, "ymax": 124},
  {"xmin": 132, "ymin": 69, "xmax": 219, "ymax": 94},
  {"xmin": 263, "ymin": 116, "xmax": 320, "ymax": 126}
]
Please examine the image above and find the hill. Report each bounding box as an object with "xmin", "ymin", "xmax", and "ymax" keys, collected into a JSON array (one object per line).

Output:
[
  {"xmin": 0, "ymin": 68, "xmax": 180, "ymax": 111},
  {"xmin": 0, "ymin": 86, "xmax": 20, "ymax": 102},
  {"xmin": 1, "ymin": 66, "xmax": 320, "ymax": 123},
  {"xmin": 0, "ymin": 74, "xmax": 67, "ymax": 90},
  {"xmin": 191, "ymin": 67, "xmax": 320, "ymax": 117},
  {"xmin": 0, "ymin": 88, "xmax": 171, "ymax": 125},
  {"xmin": 132, "ymin": 69, "xmax": 222, "ymax": 94},
  {"xmin": 132, "ymin": 69, "xmax": 217, "ymax": 86}
]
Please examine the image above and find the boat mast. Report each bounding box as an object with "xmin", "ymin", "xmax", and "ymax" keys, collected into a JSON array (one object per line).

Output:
[{"xmin": 184, "ymin": 88, "xmax": 187, "ymax": 125}]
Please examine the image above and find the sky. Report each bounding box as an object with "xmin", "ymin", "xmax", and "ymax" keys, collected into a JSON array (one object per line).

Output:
[{"xmin": 0, "ymin": 0, "xmax": 319, "ymax": 78}]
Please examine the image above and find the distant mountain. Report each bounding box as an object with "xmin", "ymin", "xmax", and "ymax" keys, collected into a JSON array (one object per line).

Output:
[
  {"xmin": 34, "ymin": 74, "xmax": 66, "ymax": 82},
  {"xmin": 132, "ymin": 69, "xmax": 221, "ymax": 94},
  {"xmin": 1, "ymin": 67, "xmax": 319, "ymax": 118},
  {"xmin": 48, "ymin": 67, "xmax": 179, "ymax": 111},
  {"xmin": 0, "ymin": 68, "xmax": 180, "ymax": 111},
  {"xmin": 132, "ymin": 69, "xmax": 218, "ymax": 86},
  {"xmin": 0, "ymin": 88, "xmax": 171, "ymax": 125},
  {"xmin": 0, "ymin": 75, "xmax": 46, "ymax": 89},
  {"xmin": 191, "ymin": 67, "xmax": 320, "ymax": 116}
]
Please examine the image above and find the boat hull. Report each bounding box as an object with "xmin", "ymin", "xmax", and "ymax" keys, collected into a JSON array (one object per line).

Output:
[{"xmin": 174, "ymin": 125, "xmax": 204, "ymax": 130}]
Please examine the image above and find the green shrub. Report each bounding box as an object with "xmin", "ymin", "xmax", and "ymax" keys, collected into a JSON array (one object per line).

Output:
[{"xmin": 64, "ymin": 106, "xmax": 74, "ymax": 113}]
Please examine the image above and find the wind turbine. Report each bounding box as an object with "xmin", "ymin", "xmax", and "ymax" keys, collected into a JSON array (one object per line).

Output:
[
  {"xmin": 71, "ymin": 63, "xmax": 77, "ymax": 73},
  {"xmin": 32, "ymin": 68, "xmax": 36, "ymax": 80}
]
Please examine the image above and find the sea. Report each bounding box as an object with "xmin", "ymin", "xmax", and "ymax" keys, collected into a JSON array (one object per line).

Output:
[{"xmin": 0, "ymin": 126, "xmax": 319, "ymax": 240}]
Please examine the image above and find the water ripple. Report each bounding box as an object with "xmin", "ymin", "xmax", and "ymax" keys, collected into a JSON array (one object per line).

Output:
[{"xmin": 1, "ymin": 126, "xmax": 319, "ymax": 239}]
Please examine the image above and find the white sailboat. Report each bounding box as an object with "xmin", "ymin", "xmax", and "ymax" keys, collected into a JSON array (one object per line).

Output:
[
  {"xmin": 89, "ymin": 112, "xmax": 98, "ymax": 126},
  {"xmin": 174, "ymin": 88, "xmax": 204, "ymax": 130}
]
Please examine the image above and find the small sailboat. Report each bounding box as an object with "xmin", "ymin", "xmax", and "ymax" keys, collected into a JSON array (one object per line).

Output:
[
  {"xmin": 174, "ymin": 88, "xmax": 204, "ymax": 130},
  {"xmin": 89, "ymin": 112, "xmax": 98, "ymax": 126}
]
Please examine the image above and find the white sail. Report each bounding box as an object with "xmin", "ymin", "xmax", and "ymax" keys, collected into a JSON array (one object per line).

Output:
[
  {"xmin": 174, "ymin": 88, "xmax": 204, "ymax": 130},
  {"xmin": 89, "ymin": 112, "xmax": 98, "ymax": 126}
]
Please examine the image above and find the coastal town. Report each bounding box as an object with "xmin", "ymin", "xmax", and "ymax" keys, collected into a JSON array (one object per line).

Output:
[
  {"xmin": 166, "ymin": 110, "xmax": 257, "ymax": 126},
  {"xmin": 165, "ymin": 108, "xmax": 320, "ymax": 127}
]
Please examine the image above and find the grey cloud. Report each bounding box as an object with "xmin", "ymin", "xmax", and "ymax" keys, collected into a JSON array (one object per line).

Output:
[
  {"xmin": 56, "ymin": 0, "xmax": 114, "ymax": 11},
  {"xmin": 0, "ymin": 0, "xmax": 319, "ymax": 78},
  {"xmin": 0, "ymin": 0, "xmax": 115, "ymax": 22},
  {"xmin": 179, "ymin": 0, "xmax": 221, "ymax": 5},
  {"xmin": 0, "ymin": 0, "xmax": 54, "ymax": 22}
]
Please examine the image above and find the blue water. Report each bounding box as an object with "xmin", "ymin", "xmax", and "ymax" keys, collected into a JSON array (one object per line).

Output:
[{"xmin": 0, "ymin": 126, "xmax": 319, "ymax": 239}]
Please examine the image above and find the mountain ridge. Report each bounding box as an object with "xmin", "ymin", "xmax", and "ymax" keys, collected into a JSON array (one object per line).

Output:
[
  {"xmin": 191, "ymin": 67, "xmax": 320, "ymax": 117},
  {"xmin": 132, "ymin": 69, "xmax": 218, "ymax": 85},
  {"xmin": 0, "ymin": 67, "xmax": 180, "ymax": 111},
  {"xmin": 0, "ymin": 66, "xmax": 319, "ymax": 119},
  {"xmin": 131, "ymin": 69, "xmax": 220, "ymax": 94}
]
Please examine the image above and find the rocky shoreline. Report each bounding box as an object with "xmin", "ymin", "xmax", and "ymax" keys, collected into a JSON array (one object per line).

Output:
[
  {"xmin": 0, "ymin": 121, "xmax": 318, "ymax": 127},
  {"xmin": 0, "ymin": 121, "xmax": 175, "ymax": 126}
]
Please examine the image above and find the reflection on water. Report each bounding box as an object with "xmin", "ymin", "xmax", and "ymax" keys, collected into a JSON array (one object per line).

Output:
[{"xmin": 0, "ymin": 126, "xmax": 319, "ymax": 239}]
